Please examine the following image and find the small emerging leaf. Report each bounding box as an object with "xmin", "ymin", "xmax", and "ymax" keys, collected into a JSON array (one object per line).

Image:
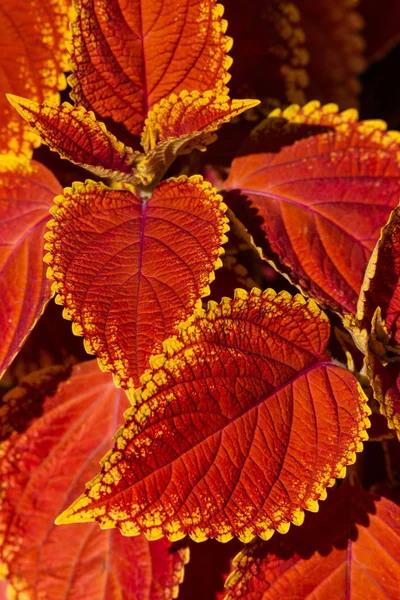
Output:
[
  {"xmin": 0, "ymin": 155, "xmax": 61, "ymax": 379},
  {"xmin": 366, "ymin": 350, "xmax": 400, "ymax": 441},
  {"xmin": 6, "ymin": 97, "xmax": 147, "ymax": 185},
  {"xmin": 56, "ymin": 289, "xmax": 370, "ymax": 543},
  {"xmin": 44, "ymin": 176, "xmax": 229, "ymax": 388},
  {"xmin": 69, "ymin": 0, "xmax": 232, "ymax": 137}
]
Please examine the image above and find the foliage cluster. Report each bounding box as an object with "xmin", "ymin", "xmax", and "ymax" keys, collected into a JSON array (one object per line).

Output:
[{"xmin": 1, "ymin": 1, "xmax": 400, "ymax": 598}]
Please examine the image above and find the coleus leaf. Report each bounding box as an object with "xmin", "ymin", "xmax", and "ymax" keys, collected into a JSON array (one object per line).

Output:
[
  {"xmin": 6, "ymin": 97, "xmax": 146, "ymax": 186},
  {"xmin": 56, "ymin": 288, "xmax": 370, "ymax": 542},
  {"xmin": 225, "ymin": 0, "xmax": 365, "ymax": 109},
  {"xmin": 140, "ymin": 91, "xmax": 260, "ymax": 185},
  {"xmin": 44, "ymin": 176, "xmax": 229, "ymax": 388},
  {"xmin": 224, "ymin": 101, "xmax": 400, "ymax": 316},
  {"xmin": 0, "ymin": 155, "xmax": 61, "ymax": 379},
  {"xmin": 222, "ymin": 478, "xmax": 400, "ymax": 599},
  {"xmin": 7, "ymin": 92, "xmax": 258, "ymax": 189},
  {"xmin": 350, "ymin": 206, "xmax": 400, "ymax": 440},
  {"xmin": 0, "ymin": 361, "xmax": 188, "ymax": 599},
  {"xmin": 354, "ymin": 206, "xmax": 400, "ymax": 353},
  {"xmin": 0, "ymin": 0, "xmax": 70, "ymax": 156},
  {"xmin": 69, "ymin": 0, "xmax": 232, "ymax": 137},
  {"xmin": 360, "ymin": 0, "xmax": 400, "ymax": 62}
]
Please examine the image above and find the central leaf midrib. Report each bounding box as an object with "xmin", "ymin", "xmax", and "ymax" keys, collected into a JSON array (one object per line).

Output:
[
  {"xmin": 94, "ymin": 357, "xmax": 336, "ymax": 511},
  {"xmin": 133, "ymin": 199, "xmax": 147, "ymax": 382}
]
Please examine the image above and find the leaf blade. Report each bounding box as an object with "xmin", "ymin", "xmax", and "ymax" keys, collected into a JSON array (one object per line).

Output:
[
  {"xmin": 0, "ymin": 361, "xmax": 188, "ymax": 599},
  {"xmin": 223, "ymin": 479, "xmax": 400, "ymax": 599},
  {"xmin": 6, "ymin": 97, "xmax": 147, "ymax": 185},
  {"xmin": 225, "ymin": 102, "xmax": 400, "ymax": 315},
  {"xmin": 44, "ymin": 176, "xmax": 229, "ymax": 388},
  {"xmin": 69, "ymin": 0, "xmax": 232, "ymax": 137},
  {"xmin": 141, "ymin": 91, "xmax": 259, "ymax": 183},
  {"xmin": 0, "ymin": 155, "xmax": 61, "ymax": 378},
  {"xmin": 56, "ymin": 289, "xmax": 370, "ymax": 542}
]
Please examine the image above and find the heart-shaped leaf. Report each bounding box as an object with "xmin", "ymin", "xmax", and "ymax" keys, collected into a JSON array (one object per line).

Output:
[
  {"xmin": 44, "ymin": 176, "xmax": 229, "ymax": 387},
  {"xmin": 56, "ymin": 288, "xmax": 370, "ymax": 543}
]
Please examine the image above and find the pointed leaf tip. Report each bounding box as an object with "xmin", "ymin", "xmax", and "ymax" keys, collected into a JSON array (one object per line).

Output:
[{"xmin": 6, "ymin": 97, "xmax": 146, "ymax": 184}]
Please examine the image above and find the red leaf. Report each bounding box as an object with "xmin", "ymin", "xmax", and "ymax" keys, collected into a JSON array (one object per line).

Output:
[
  {"xmin": 223, "ymin": 479, "xmax": 400, "ymax": 599},
  {"xmin": 0, "ymin": 156, "xmax": 61, "ymax": 379},
  {"xmin": 0, "ymin": 361, "xmax": 187, "ymax": 599},
  {"xmin": 56, "ymin": 289, "xmax": 370, "ymax": 542},
  {"xmin": 225, "ymin": 0, "xmax": 365, "ymax": 109},
  {"xmin": 351, "ymin": 207, "xmax": 400, "ymax": 440},
  {"xmin": 356, "ymin": 206, "xmax": 400, "ymax": 349},
  {"xmin": 6, "ymin": 98, "xmax": 146, "ymax": 185},
  {"xmin": 44, "ymin": 176, "xmax": 229, "ymax": 388},
  {"xmin": 0, "ymin": 0, "xmax": 70, "ymax": 157},
  {"xmin": 69, "ymin": 0, "xmax": 232, "ymax": 137},
  {"xmin": 225, "ymin": 102, "xmax": 400, "ymax": 315}
]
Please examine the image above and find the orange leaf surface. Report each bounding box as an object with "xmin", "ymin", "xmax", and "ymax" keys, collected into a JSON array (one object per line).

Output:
[
  {"xmin": 356, "ymin": 206, "xmax": 400, "ymax": 349},
  {"xmin": 0, "ymin": 155, "xmax": 61, "ymax": 379},
  {"xmin": 0, "ymin": 0, "xmax": 70, "ymax": 156},
  {"xmin": 6, "ymin": 97, "xmax": 147, "ymax": 185},
  {"xmin": 56, "ymin": 288, "xmax": 370, "ymax": 543},
  {"xmin": 0, "ymin": 361, "xmax": 188, "ymax": 599},
  {"xmin": 141, "ymin": 91, "xmax": 259, "ymax": 184},
  {"xmin": 44, "ymin": 176, "xmax": 229, "ymax": 388},
  {"xmin": 225, "ymin": 102, "xmax": 400, "ymax": 315},
  {"xmin": 223, "ymin": 479, "xmax": 400, "ymax": 599},
  {"xmin": 225, "ymin": 0, "xmax": 365, "ymax": 109},
  {"xmin": 69, "ymin": 0, "xmax": 232, "ymax": 137}
]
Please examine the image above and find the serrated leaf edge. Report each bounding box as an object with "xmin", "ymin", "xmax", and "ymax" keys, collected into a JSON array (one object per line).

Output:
[
  {"xmin": 56, "ymin": 287, "xmax": 370, "ymax": 544},
  {"xmin": 44, "ymin": 175, "xmax": 229, "ymax": 389}
]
